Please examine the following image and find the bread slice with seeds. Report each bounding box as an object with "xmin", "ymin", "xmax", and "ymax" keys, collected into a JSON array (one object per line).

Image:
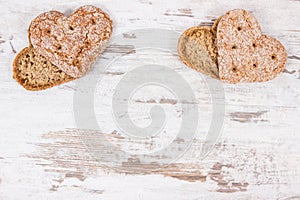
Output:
[{"xmin": 13, "ymin": 47, "xmax": 75, "ymax": 91}]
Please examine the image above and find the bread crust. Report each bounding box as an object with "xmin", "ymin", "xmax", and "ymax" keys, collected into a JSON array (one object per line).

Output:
[{"xmin": 211, "ymin": 16, "xmax": 222, "ymax": 35}]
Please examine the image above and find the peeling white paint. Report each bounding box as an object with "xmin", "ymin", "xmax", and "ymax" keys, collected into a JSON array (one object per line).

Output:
[{"xmin": 0, "ymin": 0, "xmax": 300, "ymax": 199}]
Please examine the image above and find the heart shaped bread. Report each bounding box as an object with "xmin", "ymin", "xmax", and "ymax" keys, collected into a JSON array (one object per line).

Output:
[
  {"xmin": 178, "ymin": 26, "xmax": 219, "ymax": 79},
  {"xmin": 13, "ymin": 47, "xmax": 74, "ymax": 91},
  {"xmin": 216, "ymin": 9, "xmax": 287, "ymax": 83},
  {"xmin": 29, "ymin": 5, "xmax": 113, "ymax": 78}
]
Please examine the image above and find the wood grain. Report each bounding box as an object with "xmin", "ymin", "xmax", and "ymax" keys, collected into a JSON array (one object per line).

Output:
[{"xmin": 0, "ymin": 0, "xmax": 300, "ymax": 199}]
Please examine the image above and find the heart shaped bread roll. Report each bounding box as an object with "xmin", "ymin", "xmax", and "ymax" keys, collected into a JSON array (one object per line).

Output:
[
  {"xmin": 29, "ymin": 5, "xmax": 113, "ymax": 78},
  {"xmin": 216, "ymin": 9, "xmax": 287, "ymax": 83}
]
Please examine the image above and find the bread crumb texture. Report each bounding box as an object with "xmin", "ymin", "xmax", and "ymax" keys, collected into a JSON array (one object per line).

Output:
[{"xmin": 13, "ymin": 47, "xmax": 75, "ymax": 91}]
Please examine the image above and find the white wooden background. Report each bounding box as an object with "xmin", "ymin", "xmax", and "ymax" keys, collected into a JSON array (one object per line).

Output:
[{"xmin": 0, "ymin": 0, "xmax": 300, "ymax": 199}]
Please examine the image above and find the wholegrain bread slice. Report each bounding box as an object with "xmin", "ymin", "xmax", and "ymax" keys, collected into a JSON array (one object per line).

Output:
[
  {"xmin": 13, "ymin": 47, "xmax": 75, "ymax": 91},
  {"xmin": 29, "ymin": 5, "xmax": 113, "ymax": 78},
  {"xmin": 178, "ymin": 26, "xmax": 219, "ymax": 79},
  {"xmin": 216, "ymin": 9, "xmax": 287, "ymax": 83}
]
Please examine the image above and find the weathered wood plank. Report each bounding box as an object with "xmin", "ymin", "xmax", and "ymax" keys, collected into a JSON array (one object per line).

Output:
[{"xmin": 0, "ymin": 0, "xmax": 299, "ymax": 199}]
